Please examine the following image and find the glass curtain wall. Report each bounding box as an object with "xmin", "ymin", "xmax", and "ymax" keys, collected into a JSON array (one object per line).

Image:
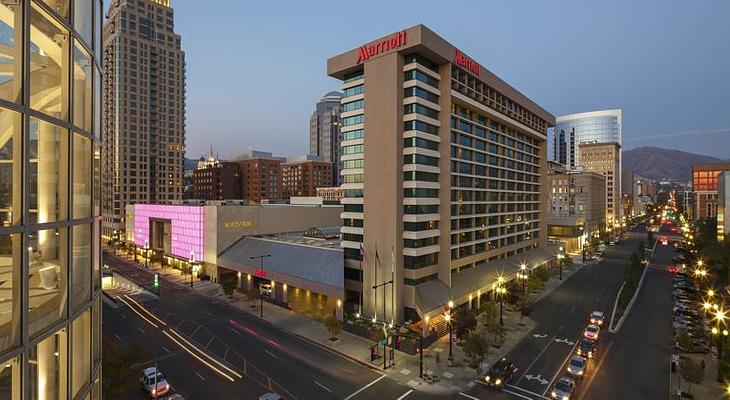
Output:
[{"xmin": 0, "ymin": 0, "xmax": 103, "ymax": 398}]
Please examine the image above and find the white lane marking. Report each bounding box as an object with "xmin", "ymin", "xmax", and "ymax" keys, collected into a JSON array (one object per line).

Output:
[
  {"xmin": 138, "ymin": 328, "xmax": 146, "ymax": 334},
  {"xmin": 558, "ymin": 324, "xmax": 564, "ymax": 332},
  {"xmin": 114, "ymin": 334, "xmax": 122, "ymax": 341},
  {"xmin": 265, "ymin": 350, "xmax": 278, "ymax": 359},
  {"xmin": 569, "ymin": 305, "xmax": 576, "ymax": 313},
  {"xmin": 162, "ymin": 345, "xmax": 171, "ymax": 354},
  {"xmin": 596, "ymin": 296, "xmax": 601, "ymax": 303},
  {"xmin": 195, "ymin": 371, "xmax": 206, "ymax": 381},
  {"xmin": 205, "ymin": 310, "xmax": 213, "ymax": 316},
  {"xmin": 502, "ymin": 388, "xmax": 534, "ymax": 400},
  {"xmin": 506, "ymin": 384, "xmax": 551, "ymax": 399},
  {"xmin": 119, "ymin": 313, "xmax": 126, "ymax": 319},
  {"xmin": 542, "ymin": 341, "xmax": 580, "ymax": 395},
  {"xmin": 458, "ymin": 393, "xmax": 479, "ymax": 400},
  {"xmin": 314, "ymin": 380, "xmax": 332, "ymax": 392},
  {"xmin": 344, "ymin": 374, "xmax": 386, "ymax": 399},
  {"xmin": 396, "ymin": 389, "xmax": 414, "ymax": 400},
  {"xmin": 229, "ymin": 327, "xmax": 240, "ymax": 335},
  {"xmin": 515, "ymin": 335, "xmax": 557, "ymax": 384}
]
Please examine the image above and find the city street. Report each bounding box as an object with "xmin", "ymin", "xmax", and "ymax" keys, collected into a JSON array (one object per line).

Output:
[
  {"xmin": 464, "ymin": 227, "xmax": 661, "ymax": 400},
  {"xmin": 103, "ymin": 253, "xmax": 415, "ymax": 400}
]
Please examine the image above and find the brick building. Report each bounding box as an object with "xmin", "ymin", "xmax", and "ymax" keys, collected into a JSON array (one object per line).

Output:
[
  {"xmin": 192, "ymin": 162, "xmax": 243, "ymax": 200},
  {"xmin": 282, "ymin": 160, "xmax": 333, "ymax": 198}
]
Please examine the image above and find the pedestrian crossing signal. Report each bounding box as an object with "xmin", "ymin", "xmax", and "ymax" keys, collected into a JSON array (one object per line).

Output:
[{"xmin": 153, "ymin": 273, "xmax": 160, "ymax": 288}]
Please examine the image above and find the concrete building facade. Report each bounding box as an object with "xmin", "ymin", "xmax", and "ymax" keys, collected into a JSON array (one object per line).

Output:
[
  {"xmin": 328, "ymin": 25, "xmax": 556, "ymax": 323},
  {"xmin": 0, "ymin": 0, "xmax": 104, "ymax": 397},
  {"xmin": 102, "ymin": 0, "xmax": 186, "ymax": 238},
  {"xmin": 310, "ymin": 91, "xmax": 343, "ymax": 186},
  {"xmin": 579, "ymin": 142, "xmax": 621, "ymax": 227}
]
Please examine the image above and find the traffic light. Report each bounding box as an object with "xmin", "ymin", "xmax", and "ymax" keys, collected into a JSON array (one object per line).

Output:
[{"xmin": 153, "ymin": 273, "xmax": 160, "ymax": 296}]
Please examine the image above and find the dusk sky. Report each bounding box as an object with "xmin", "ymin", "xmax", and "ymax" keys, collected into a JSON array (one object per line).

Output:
[{"xmin": 166, "ymin": 0, "xmax": 730, "ymax": 160}]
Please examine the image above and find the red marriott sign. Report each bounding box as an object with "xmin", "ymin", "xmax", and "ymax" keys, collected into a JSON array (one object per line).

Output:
[
  {"xmin": 454, "ymin": 49, "xmax": 481, "ymax": 75},
  {"xmin": 357, "ymin": 30, "xmax": 407, "ymax": 64}
]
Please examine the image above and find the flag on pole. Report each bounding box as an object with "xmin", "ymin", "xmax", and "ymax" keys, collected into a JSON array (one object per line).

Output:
[{"xmin": 360, "ymin": 242, "xmax": 365, "ymax": 262}]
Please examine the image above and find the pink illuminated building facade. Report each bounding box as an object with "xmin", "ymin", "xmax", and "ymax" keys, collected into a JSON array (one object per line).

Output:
[{"xmin": 132, "ymin": 204, "xmax": 205, "ymax": 261}]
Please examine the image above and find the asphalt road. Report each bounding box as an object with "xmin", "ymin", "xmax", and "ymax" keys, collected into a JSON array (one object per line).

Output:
[
  {"xmin": 103, "ymin": 253, "xmax": 415, "ymax": 400},
  {"xmin": 583, "ymin": 225, "xmax": 676, "ymax": 400},
  {"xmin": 465, "ymin": 227, "xmax": 653, "ymax": 400}
]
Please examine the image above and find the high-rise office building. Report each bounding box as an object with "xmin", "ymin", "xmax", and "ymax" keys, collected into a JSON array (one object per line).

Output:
[
  {"xmin": 579, "ymin": 142, "xmax": 621, "ymax": 227},
  {"xmin": 309, "ymin": 91, "xmax": 343, "ymax": 186},
  {"xmin": 102, "ymin": 0, "xmax": 186, "ymax": 238},
  {"xmin": 328, "ymin": 25, "xmax": 555, "ymax": 323},
  {"xmin": 552, "ymin": 109, "xmax": 622, "ymax": 169},
  {"xmin": 0, "ymin": 0, "xmax": 103, "ymax": 397}
]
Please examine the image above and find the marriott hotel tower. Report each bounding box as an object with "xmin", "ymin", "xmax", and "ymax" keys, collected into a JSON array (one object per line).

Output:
[{"xmin": 328, "ymin": 25, "xmax": 556, "ymax": 324}]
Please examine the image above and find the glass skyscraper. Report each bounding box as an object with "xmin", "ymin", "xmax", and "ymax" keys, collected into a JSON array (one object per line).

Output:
[
  {"xmin": 0, "ymin": 0, "xmax": 103, "ymax": 398},
  {"xmin": 551, "ymin": 109, "xmax": 622, "ymax": 169}
]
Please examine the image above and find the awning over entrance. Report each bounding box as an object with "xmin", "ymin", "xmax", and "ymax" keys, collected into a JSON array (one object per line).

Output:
[
  {"xmin": 415, "ymin": 246, "xmax": 557, "ymax": 316},
  {"xmin": 217, "ymin": 237, "xmax": 344, "ymax": 298}
]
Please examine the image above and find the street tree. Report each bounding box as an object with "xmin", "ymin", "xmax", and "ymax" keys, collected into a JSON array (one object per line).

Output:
[
  {"xmin": 245, "ymin": 288, "xmax": 260, "ymax": 308},
  {"xmin": 679, "ymin": 357, "xmax": 704, "ymax": 395},
  {"xmin": 675, "ymin": 332, "xmax": 693, "ymax": 352},
  {"xmin": 222, "ymin": 278, "xmax": 237, "ymax": 297},
  {"xmin": 463, "ymin": 333, "xmax": 489, "ymax": 366},
  {"xmin": 453, "ymin": 309, "xmax": 478, "ymax": 343},
  {"xmin": 324, "ymin": 316, "xmax": 343, "ymax": 341}
]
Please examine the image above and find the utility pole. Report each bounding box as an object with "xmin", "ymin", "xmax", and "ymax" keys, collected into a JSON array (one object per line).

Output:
[{"xmin": 250, "ymin": 254, "xmax": 271, "ymax": 318}]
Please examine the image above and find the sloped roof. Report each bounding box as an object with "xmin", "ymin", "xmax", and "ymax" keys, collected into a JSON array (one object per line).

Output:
[{"xmin": 217, "ymin": 237, "xmax": 343, "ymax": 288}]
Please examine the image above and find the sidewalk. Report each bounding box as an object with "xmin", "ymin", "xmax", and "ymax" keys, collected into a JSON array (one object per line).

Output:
[{"xmin": 671, "ymin": 352, "xmax": 725, "ymax": 399}]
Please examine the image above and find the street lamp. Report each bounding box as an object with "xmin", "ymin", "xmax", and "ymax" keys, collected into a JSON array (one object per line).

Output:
[
  {"xmin": 189, "ymin": 252, "xmax": 197, "ymax": 288},
  {"xmin": 557, "ymin": 251, "xmax": 565, "ymax": 281},
  {"xmin": 495, "ymin": 285, "xmax": 507, "ymax": 325},
  {"xmin": 443, "ymin": 309, "xmax": 453, "ymax": 366},
  {"xmin": 250, "ymin": 254, "xmax": 271, "ymax": 318}
]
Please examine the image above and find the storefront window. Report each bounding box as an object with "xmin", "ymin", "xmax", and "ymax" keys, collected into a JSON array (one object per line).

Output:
[
  {"xmin": 0, "ymin": 233, "xmax": 20, "ymax": 352},
  {"xmin": 71, "ymin": 310, "xmax": 91, "ymax": 397},
  {"xmin": 0, "ymin": 356, "xmax": 20, "ymax": 398},
  {"xmin": 0, "ymin": 108, "xmax": 21, "ymax": 226},
  {"xmin": 73, "ymin": 133, "xmax": 92, "ymax": 218},
  {"xmin": 0, "ymin": 3, "xmax": 22, "ymax": 103},
  {"xmin": 71, "ymin": 224, "xmax": 91, "ymax": 311},
  {"xmin": 28, "ymin": 227, "xmax": 68, "ymax": 339},
  {"xmin": 30, "ymin": 3, "xmax": 69, "ymax": 121},
  {"xmin": 28, "ymin": 328, "xmax": 67, "ymax": 400},
  {"xmin": 73, "ymin": 41, "xmax": 92, "ymax": 132},
  {"xmin": 28, "ymin": 118, "xmax": 68, "ymax": 224}
]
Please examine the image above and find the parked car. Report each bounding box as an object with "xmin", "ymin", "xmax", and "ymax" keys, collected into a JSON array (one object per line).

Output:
[{"xmin": 259, "ymin": 283, "xmax": 273, "ymax": 297}]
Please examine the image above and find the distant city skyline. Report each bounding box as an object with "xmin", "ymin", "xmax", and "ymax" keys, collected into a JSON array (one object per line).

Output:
[{"xmin": 165, "ymin": 0, "xmax": 730, "ymax": 159}]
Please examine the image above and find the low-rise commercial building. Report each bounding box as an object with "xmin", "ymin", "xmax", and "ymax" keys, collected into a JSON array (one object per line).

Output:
[
  {"xmin": 579, "ymin": 141, "xmax": 621, "ymax": 227},
  {"xmin": 547, "ymin": 163, "xmax": 606, "ymax": 252},
  {"xmin": 124, "ymin": 203, "xmax": 344, "ymax": 317},
  {"xmin": 317, "ymin": 187, "xmax": 345, "ymax": 203},
  {"xmin": 718, "ymin": 172, "xmax": 730, "ymax": 241}
]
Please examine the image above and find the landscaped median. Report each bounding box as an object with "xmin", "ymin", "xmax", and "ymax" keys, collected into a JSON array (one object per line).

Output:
[{"xmin": 608, "ymin": 240, "xmax": 654, "ymax": 333}]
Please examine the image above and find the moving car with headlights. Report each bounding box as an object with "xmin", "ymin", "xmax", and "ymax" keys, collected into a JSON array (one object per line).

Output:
[
  {"xmin": 566, "ymin": 356, "xmax": 587, "ymax": 378},
  {"xmin": 583, "ymin": 324, "xmax": 600, "ymax": 341},
  {"xmin": 589, "ymin": 311, "xmax": 605, "ymax": 326},
  {"xmin": 577, "ymin": 339, "xmax": 596, "ymax": 359},
  {"xmin": 551, "ymin": 376, "xmax": 576, "ymax": 399},
  {"xmin": 140, "ymin": 367, "xmax": 170, "ymax": 398},
  {"xmin": 482, "ymin": 357, "xmax": 518, "ymax": 389},
  {"xmin": 259, "ymin": 393, "xmax": 283, "ymax": 400}
]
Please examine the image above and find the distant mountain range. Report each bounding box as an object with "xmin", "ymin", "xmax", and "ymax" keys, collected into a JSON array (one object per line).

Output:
[{"xmin": 623, "ymin": 146, "xmax": 727, "ymax": 181}]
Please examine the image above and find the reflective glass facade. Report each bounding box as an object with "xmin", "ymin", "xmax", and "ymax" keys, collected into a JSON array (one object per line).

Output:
[
  {"xmin": 552, "ymin": 110, "xmax": 621, "ymax": 169},
  {"xmin": 0, "ymin": 0, "xmax": 103, "ymax": 398}
]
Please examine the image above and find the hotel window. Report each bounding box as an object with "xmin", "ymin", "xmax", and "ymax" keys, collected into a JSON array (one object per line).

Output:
[
  {"xmin": 404, "ymin": 69, "xmax": 438, "ymax": 88},
  {"xmin": 342, "ymin": 114, "xmax": 364, "ymax": 126},
  {"xmin": 343, "ymin": 84, "xmax": 363, "ymax": 97}
]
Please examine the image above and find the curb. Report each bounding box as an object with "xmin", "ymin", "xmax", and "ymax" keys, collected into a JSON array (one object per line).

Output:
[{"xmin": 608, "ymin": 239, "xmax": 657, "ymax": 333}]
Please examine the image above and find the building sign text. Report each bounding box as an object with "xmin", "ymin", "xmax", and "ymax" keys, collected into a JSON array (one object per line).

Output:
[
  {"xmin": 357, "ymin": 30, "xmax": 407, "ymax": 64},
  {"xmin": 454, "ymin": 49, "xmax": 481, "ymax": 75}
]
